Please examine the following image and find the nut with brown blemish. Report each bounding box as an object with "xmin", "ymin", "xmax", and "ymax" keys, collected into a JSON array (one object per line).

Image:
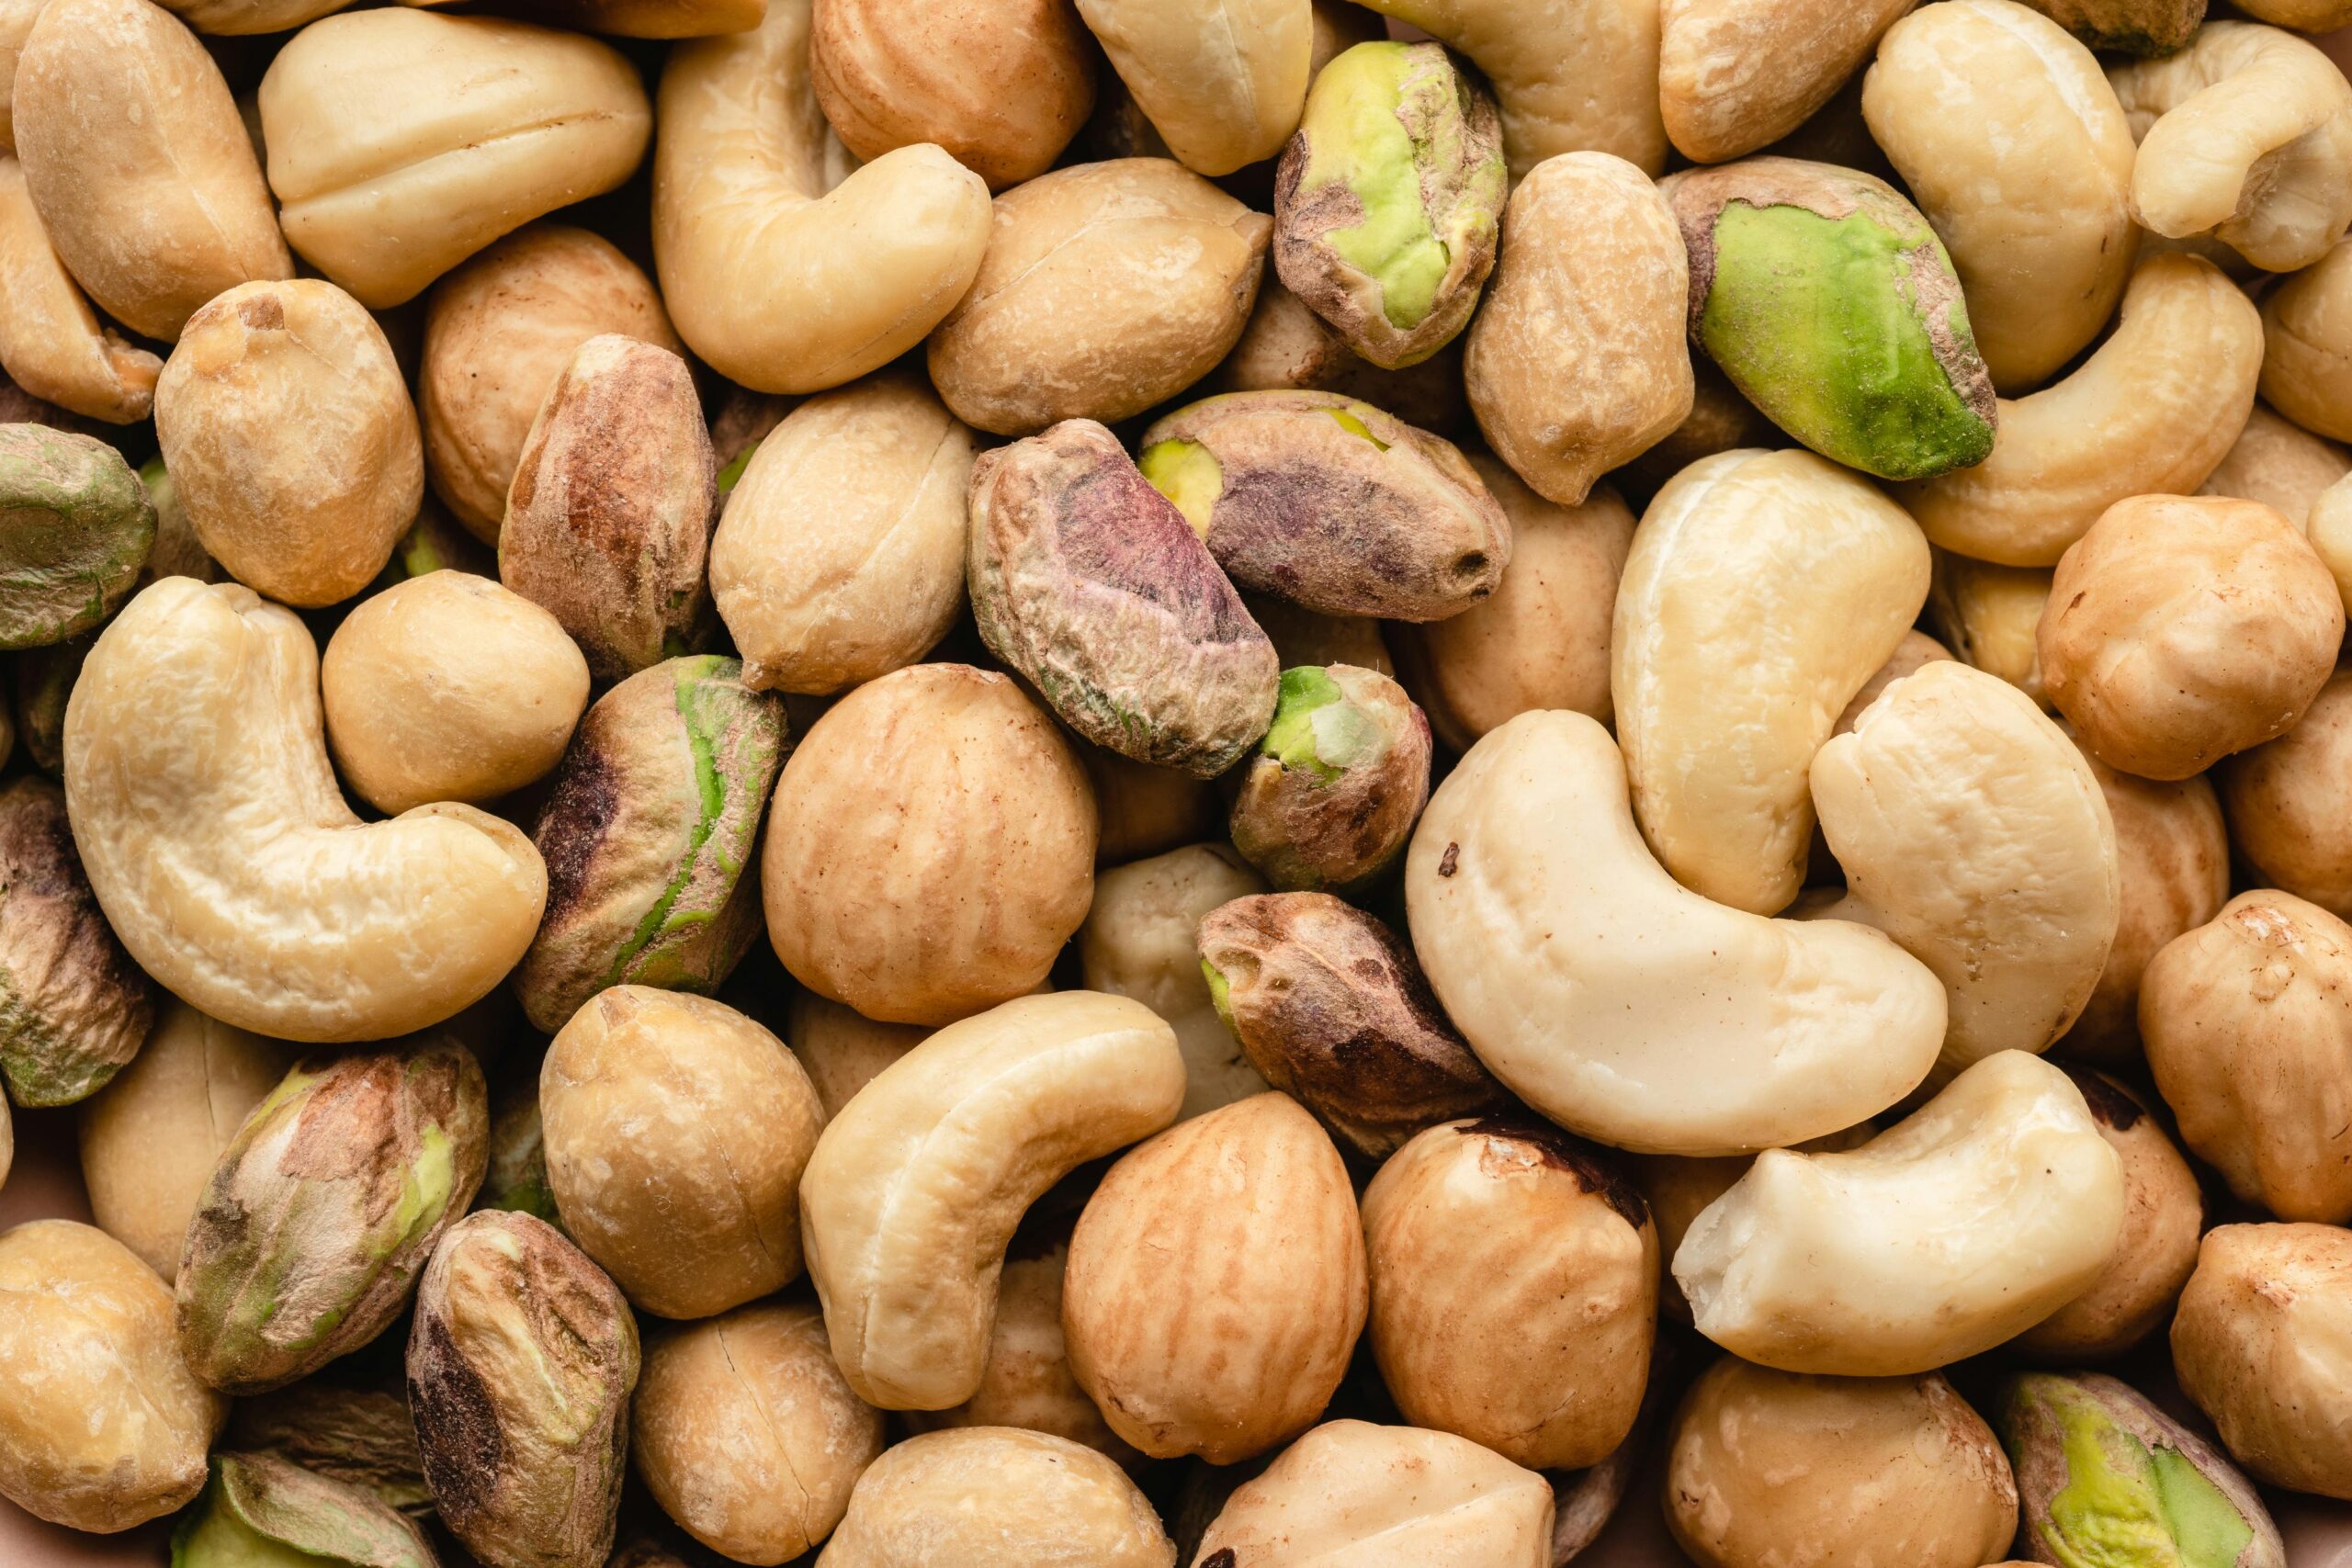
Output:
[
  {"xmin": 819, "ymin": 1427, "xmax": 1175, "ymax": 1568},
  {"xmin": 1196, "ymin": 892, "xmax": 1503, "ymax": 1160},
  {"xmin": 1228, "ymin": 664, "xmax": 1430, "ymax": 894},
  {"xmin": 2017, "ymin": 0, "xmax": 2202, "ymax": 52},
  {"xmin": 2218, "ymin": 671, "xmax": 2352, "ymax": 920},
  {"xmin": 2171, "ymin": 1223, "xmax": 2352, "ymax": 1500},
  {"xmin": 0, "ymin": 773, "xmax": 152, "ymax": 1107}
]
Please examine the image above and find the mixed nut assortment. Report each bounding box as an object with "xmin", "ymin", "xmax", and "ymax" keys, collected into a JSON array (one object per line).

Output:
[{"xmin": 0, "ymin": 0, "xmax": 2350, "ymax": 1564}]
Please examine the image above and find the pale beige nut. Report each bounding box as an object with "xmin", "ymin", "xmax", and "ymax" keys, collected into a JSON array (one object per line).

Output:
[
  {"xmin": 1894, "ymin": 253, "xmax": 2262, "ymax": 567},
  {"xmin": 0, "ymin": 156, "xmax": 158, "ymax": 423},
  {"xmin": 2260, "ymin": 234, "xmax": 2352, "ymax": 443},
  {"xmin": 11, "ymin": 0, "xmax": 288, "ymax": 342},
  {"xmin": 654, "ymin": 0, "xmax": 991, "ymax": 395},
  {"xmin": 1835, "ymin": 630, "xmax": 1951, "ymax": 735},
  {"xmin": 154, "ymin": 280, "xmax": 424, "ymax": 608},
  {"xmin": 1631, "ymin": 1123, "xmax": 1880, "ymax": 1325},
  {"xmin": 1611, "ymin": 358, "xmax": 1775, "ymax": 503},
  {"xmin": 1862, "ymin": 0, "xmax": 2139, "ymax": 392},
  {"xmin": 1207, "ymin": 275, "xmax": 1469, "ymax": 438},
  {"xmin": 2312, "ymin": 472, "xmax": 2352, "ymax": 614},
  {"xmin": 1464, "ymin": 152, "xmax": 1690, "ymax": 508},
  {"xmin": 763, "ymin": 663, "xmax": 1097, "ymax": 1026},
  {"xmin": 1925, "ymin": 551, "xmax": 2053, "ymax": 708},
  {"xmin": 2221, "ymin": 671, "xmax": 2352, "ymax": 918},
  {"xmin": 1663, "ymin": 0, "xmax": 1917, "ymax": 165},
  {"xmin": 0, "ymin": 0, "xmax": 38, "ymax": 153},
  {"xmin": 2199, "ymin": 402, "xmax": 2352, "ymax": 526},
  {"xmin": 709, "ymin": 372, "xmax": 975, "ymax": 694},
  {"xmin": 1064, "ymin": 1091, "xmax": 1365, "ymax": 1463},
  {"xmin": 2237, "ymin": 0, "xmax": 2352, "ymax": 25},
  {"xmin": 928, "ymin": 159, "xmax": 1272, "ymax": 436},
  {"xmin": 819, "ymin": 1427, "xmax": 1174, "ymax": 1568},
  {"xmin": 1073, "ymin": 0, "xmax": 1310, "ymax": 177},
  {"xmin": 784, "ymin": 993, "xmax": 925, "ymax": 1121},
  {"xmin": 259, "ymin": 9, "xmax": 652, "ymax": 309},
  {"xmin": 2171, "ymin": 1223, "xmax": 2352, "ymax": 1500}
]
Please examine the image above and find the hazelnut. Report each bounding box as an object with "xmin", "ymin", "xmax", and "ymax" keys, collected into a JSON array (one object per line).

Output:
[
  {"xmin": 819, "ymin": 1427, "xmax": 1173, "ymax": 1567},
  {"xmin": 785, "ymin": 992, "xmax": 926, "ymax": 1121},
  {"xmin": 2219, "ymin": 669, "xmax": 2352, "ymax": 919},
  {"xmin": 2172, "ymin": 1223, "xmax": 2352, "ymax": 1501}
]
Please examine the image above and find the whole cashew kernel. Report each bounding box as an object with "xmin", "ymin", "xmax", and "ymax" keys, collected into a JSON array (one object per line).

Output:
[
  {"xmin": 1074, "ymin": 0, "xmax": 1311, "ymax": 178},
  {"xmin": 1925, "ymin": 551, "xmax": 2054, "ymax": 707},
  {"xmin": 0, "ymin": 158, "xmax": 159, "ymax": 424}
]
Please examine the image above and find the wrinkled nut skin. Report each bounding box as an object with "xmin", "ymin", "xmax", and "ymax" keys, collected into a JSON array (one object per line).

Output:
[
  {"xmin": 2263, "ymin": 237, "xmax": 2352, "ymax": 444},
  {"xmin": 1227, "ymin": 664, "xmax": 1431, "ymax": 893},
  {"xmin": 541, "ymin": 987, "xmax": 824, "ymax": 1321},
  {"xmin": 786, "ymin": 992, "xmax": 926, "ymax": 1121},
  {"xmin": 1207, "ymin": 275, "xmax": 1471, "ymax": 437},
  {"xmin": 928, "ymin": 159, "xmax": 1272, "ymax": 436},
  {"xmin": 2141, "ymin": 892, "xmax": 2352, "ymax": 1224},
  {"xmin": 633, "ymin": 1301, "xmax": 885, "ymax": 1565},
  {"xmin": 1140, "ymin": 389, "xmax": 1510, "ymax": 623},
  {"xmin": 0, "ymin": 424, "xmax": 151, "ymax": 649},
  {"xmin": 1466, "ymin": 152, "xmax": 1690, "ymax": 509},
  {"xmin": 1195, "ymin": 1419, "xmax": 1555, "ymax": 1568},
  {"xmin": 175, "ymin": 1035, "xmax": 490, "ymax": 1396},
  {"xmin": 1659, "ymin": 0, "xmax": 1916, "ymax": 165},
  {"xmin": 501, "ymin": 333, "xmax": 717, "ymax": 680},
  {"xmin": 12, "ymin": 0, "xmax": 289, "ymax": 343},
  {"xmin": 1362, "ymin": 1118, "xmax": 1656, "ymax": 1471},
  {"xmin": 0, "ymin": 1220, "xmax": 226, "ymax": 1533},
  {"xmin": 0, "ymin": 774, "xmax": 150, "ymax": 1109},
  {"xmin": 173, "ymin": 1450, "xmax": 438, "ymax": 1568},
  {"xmin": 2200, "ymin": 401, "xmax": 2351, "ymax": 527},
  {"xmin": 968, "ymin": 420, "xmax": 1280, "ymax": 779},
  {"xmin": 1272, "ymin": 42, "xmax": 1505, "ymax": 371},
  {"xmin": 1074, "ymin": 0, "xmax": 1309, "ymax": 178},
  {"xmin": 1063, "ymin": 1091, "xmax": 1368, "ymax": 1463},
  {"xmin": 1668, "ymin": 158, "xmax": 1996, "ymax": 481},
  {"xmin": 2172, "ymin": 1223, "xmax": 2352, "ymax": 1500},
  {"xmin": 0, "ymin": 155, "xmax": 163, "ymax": 425},
  {"xmin": 809, "ymin": 0, "xmax": 1094, "ymax": 190},
  {"xmin": 515, "ymin": 655, "xmax": 787, "ymax": 1035},
  {"xmin": 2041, "ymin": 494, "xmax": 2343, "ymax": 781},
  {"xmin": 222, "ymin": 1384, "xmax": 430, "ymax": 1518},
  {"xmin": 1928, "ymin": 552, "xmax": 2052, "ymax": 707},
  {"xmin": 2221, "ymin": 672, "xmax": 2352, "ymax": 919},
  {"xmin": 1197, "ymin": 892, "xmax": 1503, "ymax": 1159},
  {"xmin": 2019, "ymin": 0, "xmax": 2202, "ymax": 51},
  {"xmin": 409, "ymin": 1210, "xmax": 639, "ymax": 1568},
  {"xmin": 1664, "ymin": 1357, "xmax": 2018, "ymax": 1568},
  {"xmin": 818, "ymin": 1427, "xmax": 1175, "ymax": 1568}
]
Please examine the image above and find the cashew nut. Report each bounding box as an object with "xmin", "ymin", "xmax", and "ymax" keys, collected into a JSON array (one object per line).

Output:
[
  {"xmin": 2259, "ymin": 233, "xmax": 2352, "ymax": 443},
  {"xmin": 0, "ymin": 158, "xmax": 158, "ymax": 423},
  {"xmin": 1674, "ymin": 1050, "xmax": 2127, "ymax": 1375},
  {"xmin": 1073, "ymin": 0, "xmax": 1311, "ymax": 177},
  {"xmin": 60, "ymin": 578, "xmax": 548, "ymax": 1043},
  {"xmin": 1925, "ymin": 551, "xmax": 2053, "ymax": 707},
  {"xmin": 2310, "ymin": 472, "xmax": 2352, "ymax": 615},
  {"xmin": 652, "ymin": 0, "xmax": 991, "ymax": 394},
  {"xmin": 1405, "ymin": 709, "xmax": 1947, "ymax": 1156},
  {"xmin": 1660, "ymin": 0, "xmax": 1916, "ymax": 166}
]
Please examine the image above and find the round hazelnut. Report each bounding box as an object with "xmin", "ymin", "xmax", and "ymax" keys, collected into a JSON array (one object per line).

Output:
[
  {"xmin": 784, "ymin": 991, "xmax": 926, "ymax": 1121},
  {"xmin": 2172, "ymin": 1222, "xmax": 2352, "ymax": 1501},
  {"xmin": 820, "ymin": 1427, "xmax": 1172, "ymax": 1567},
  {"xmin": 2219, "ymin": 669, "xmax": 2352, "ymax": 919},
  {"xmin": 1081, "ymin": 741, "xmax": 1220, "ymax": 865}
]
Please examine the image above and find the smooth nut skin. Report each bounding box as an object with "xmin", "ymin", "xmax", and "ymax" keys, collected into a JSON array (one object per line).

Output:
[
  {"xmin": 2141, "ymin": 892, "xmax": 2352, "ymax": 1224},
  {"xmin": 1195, "ymin": 1418, "xmax": 1555, "ymax": 1568},
  {"xmin": 809, "ymin": 0, "xmax": 1093, "ymax": 189},
  {"xmin": 1466, "ymin": 152, "xmax": 1690, "ymax": 508},
  {"xmin": 409, "ymin": 1211, "xmax": 639, "ymax": 1568},
  {"xmin": 2172, "ymin": 1223, "xmax": 2352, "ymax": 1500},
  {"xmin": 1074, "ymin": 0, "xmax": 1309, "ymax": 177},
  {"xmin": 259, "ymin": 10, "xmax": 652, "ymax": 310},
  {"xmin": 1863, "ymin": 1, "xmax": 2139, "ymax": 393},
  {"xmin": 515, "ymin": 656, "xmax": 786, "ymax": 1035},
  {"xmin": 0, "ymin": 425, "xmax": 151, "ymax": 649},
  {"xmin": 0, "ymin": 774, "xmax": 147, "ymax": 1110},
  {"xmin": 1664, "ymin": 1358, "xmax": 2018, "ymax": 1568},
  {"xmin": 155, "ymin": 280, "xmax": 423, "ymax": 609},
  {"xmin": 763, "ymin": 664, "xmax": 1096, "ymax": 1026},
  {"xmin": 1363, "ymin": 1118, "xmax": 1654, "ymax": 1471},
  {"xmin": 928, "ymin": 160, "xmax": 1272, "ymax": 436},
  {"xmin": 632, "ymin": 1301, "xmax": 885, "ymax": 1564},
  {"xmin": 2263, "ymin": 237, "xmax": 2352, "ymax": 444},
  {"xmin": 818, "ymin": 1427, "xmax": 1174, "ymax": 1568},
  {"xmin": 0, "ymin": 1220, "xmax": 226, "ymax": 1533},
  {"xmin": 2019, "ymin": 0, "xmax": 2201, "ymax": 51},
  {"xmin": 11, "ymin": 0, "xmax": 288, "ymax": 342},
  {"xmin": 1207, "ymin": 275, "xmax": 1471, "ymax": 437},
  {"xmin": 1388, "ymin": 459, "xmax": 1632, "ymax": 750},
  {"xmin": 1927, "ymin": 553, "xmax": 2052, "ymax": 707},
  {"xmin": 967, "ymin": 420, "xmax": 1280, "ymax": 780},
  {"xmin": 799, "ymin": 991, "xmax": 1186, "ymax": 1409},
  {"xmin": 2222, "ymin": 673, "xmax": 2352, "ymax": 919},
  {"xmin": 1228, "ymin": 665, "xmax": 1430, "ymax": 892},
  {"xmin": 1659, "ymin": 0, "xmax": 1914, "ymax": 165},
  {"xmin": 710, "ymin": 372, "xmax": 975, "ymax": 694},
  {"xmin": 172, "ymin": 1451, "xmax": 437, "ymax": 1568},
  {"xmin": 542, "ymin": 987, "xmax": 824, "ymax": 1321},
  {"xmin": 322, "ymin": 571, "xmax": 590, "ymax": 817},
  {"xmin": 2041, "ymin": 494, "xmax": 2343, "ymax": 781},
  {"xmin": 65, "ymin": 580, "xmax": 548, "ymax": 1043},
  {"xmin": 785, "ymin": 993, "xmax": 925, "ymax": 1121},
  {"xmin": 423, "ymin": 226, "xmax": 682, "ymax": 545},
  {"xmin": 1632, "ymin": 1123, "xmax": 1881, "ymax": 1325},
  {"xmin": 1064, "ymin": 1091, "xmax": 1367, "ymax": 1463},
  {"xmin": 1141, "ymin": 389, "xmax": 1510, "ymax": 623},
  {"xmin": 2313, "ymin": 471, "xmax": 2352, "ymax": 615},
  {"xmin": 1086, "ymin": 744, "xmax": 1222, "ymax": 865},
  {"xmin": 1197, "ymin": 893, "xmax": 1504, "ymax": 1160},
  {"xmin": 175, "ymin": 1036, "xmax": 490, "ymax": 1396},
  {"xmin": 0, "ymin": 0, "xmax": 40, "ymax": 153},
  {"xmin": 2201, "ymin": 402, "xmax": 2352, "ymax": 526},
  {"xmin": 0, "ymin": 160, "xmax": 162, "ymax": 424}
]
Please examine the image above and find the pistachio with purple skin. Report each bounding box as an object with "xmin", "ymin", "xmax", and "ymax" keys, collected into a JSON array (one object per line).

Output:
[
  {"xmin": 968, "ymin": 418, "xmax": 1280, "ymax": 778},
  {"xmin": 171, "ymin": 1451, "xmax": 437, "ymax": 1568},
  {"xmin": 1228, "ymin": 664, "xmax": 1432, "ymax": 894},
  {"xmin": 0, "ymin": 774, "xmax": 153, "ymax": 1106}
]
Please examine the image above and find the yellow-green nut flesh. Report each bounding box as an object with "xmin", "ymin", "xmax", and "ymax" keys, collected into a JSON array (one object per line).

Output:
[
  {"xmin": 172, "ymin": 1451, "xmax": 437, "ymax": 1568},
  {"xmin": 1139, "ymin": 389, "xmax": 1510, "ymax": 622},
  {"xmin": 1227, "ymin": 663, "xmax": 1432, "ymax": 893},
  {"xmin": 1273, "ymin": 40, "xmax": 1505, "ymax": 371},
  {"xmin": 0, "ymin": 423, "xmax": 153, "ymax": 649},
  {"xmin": 175, "ymin": 1035, "xmax": 490, "ymax": 1397},
  {"xmin": 1668, "ymin": 157, "xmax": 1997, "ymax": 481},
  {"xmin": 513, "ymin": 655, "xmax": 787, "ymax": 1034},
  {"xmin": 0, "ymin": 774, "xmax": 153, "ymax": 1106},
  {"xmin": 1999, "ymin": 1371, "xmax": 2285, "ymax": 1568},
  {"xmin": 407, "ymin": 1210, "xmax": 639, "ymax": 1568},
  {"xmin": 968, "ymin": 418, "xmax": 1280, "ymax": 779}
]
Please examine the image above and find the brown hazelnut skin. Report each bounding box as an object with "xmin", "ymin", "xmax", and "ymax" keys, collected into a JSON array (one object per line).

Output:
[
  {"xmin": 2141, "ymin": 890, "xmax": 2352, "ymax": 1224},
  {"xmin": 2219, "ymin": 670, "xmax": 2352, "ymax": 920},
  {"xmin": 2172, "ymin": 1222, "xmax": 2352, "ymax": 1501},
  {"xmin": 1361, "ymin": 1116, "xmax": 1656, "ymax": 1472}
]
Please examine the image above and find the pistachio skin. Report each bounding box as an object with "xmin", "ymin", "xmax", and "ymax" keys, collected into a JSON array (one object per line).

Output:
[
  {"xmin": 0, "ymin": 423, "xmax": 153, "ymax": 649},
  {"xmin": 1273, "ymin": 41, "xmax": 1506, "ymax": 370},
  {"xmin": 1228, "ymin": 663, "xmax": 1432, "ymax": 894},
  {"xmin": 0, "ymin": 774, "xmax": 153, "ymax": 1106},
  {"xmin": 223, "ymin": 1383, "xmax": 430, "ymax": 1517},
  {"xmin": 513, "ymin": 655, "xmax": 788, "ymax": 1033},
  {"xmin": 171, "ymin": 1451, "xmax": 437, "ymax": 1568},
  {"xmin": 477, "ymin": 1072, "xmax": 560, "ymax": 1229}
]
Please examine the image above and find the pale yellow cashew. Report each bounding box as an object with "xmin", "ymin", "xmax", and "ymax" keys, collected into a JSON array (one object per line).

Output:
[
  {"xmin": 1074, "ymin": 0, "xmax": 1312, "ymax": 177},
  {"xmin": 0, "ymin": 156, "xmax": 156, "ymax": 423}
]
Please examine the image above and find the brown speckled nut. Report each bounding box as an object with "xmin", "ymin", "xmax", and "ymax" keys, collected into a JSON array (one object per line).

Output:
[{"xmin": 0, "ymin": 774, "xmax": 152, "ymax": 1106}]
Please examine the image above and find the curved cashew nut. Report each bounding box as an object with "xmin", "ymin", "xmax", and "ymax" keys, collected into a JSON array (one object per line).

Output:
[
  {"xmin": 61, "ymin": 579, "xmax": 548, "ymax": 1044},
  {"xmin": 0, "ymin": 157, "xmax": 157, "ymax": 423},
  {"xmin": 1073, "ymin": 0, "xmax": 1311, "ymax": 177},
  {"xmin": 1811, "ymin": 661, "xmax": 2121, "ymax": 1084},
  {"xmin": 1894, "ymin": 253, "xmax": 2263, "ymax": 566},
  {"xmin": 2110, "ymin": 21, "xmax": 2352, "ymax": 274},
  {"xmin": 1660, "ymin": 0, "xmax": 1913, "ymax": 165},
  {"xmin": 652, "ymin": 0, "xmax": 991, "ymax": 395},
  {"xmin": 1612, "ymin": 448, "xmax": 1930, "ymax": 918},
  {"xmin": 1674, "ymin": 1050, "xmax": 2127, "ymax": 1376},
  {"xmin": 1925, "ymin": 550, "xmax": 2054, "ymax": 708},
  {"xmin": 797, "ymin": 990, "xmax": 1185, "ymax": 1410},
  {"xmin": 1404, "ymin": 709, "xmax": 1947, "ymax": 1156}
]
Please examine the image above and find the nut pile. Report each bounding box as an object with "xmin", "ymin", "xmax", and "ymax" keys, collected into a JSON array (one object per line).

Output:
[{"xmin": 0, "ymin": 0, "xmax": 2348, "ymax": 1564}]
